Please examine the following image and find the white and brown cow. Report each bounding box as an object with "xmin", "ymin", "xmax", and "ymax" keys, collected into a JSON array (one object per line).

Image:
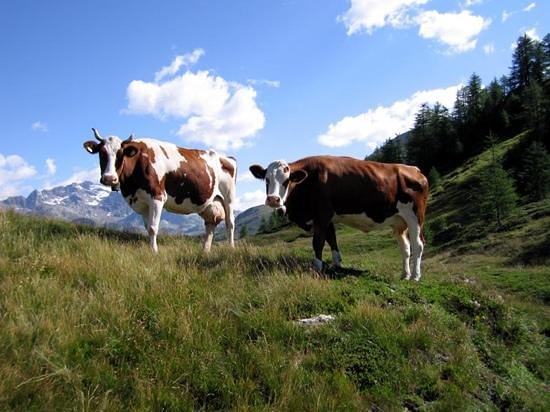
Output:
[
  {"xmin": 250, "ymin": 156, "xmax": 429, "ymax": 280},
  {"xmin": 84, "ymin": 128, "xmax": 236, "ymax": 252}
]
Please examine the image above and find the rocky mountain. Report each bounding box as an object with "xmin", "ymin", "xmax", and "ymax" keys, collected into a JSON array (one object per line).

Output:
[{"xmin": 0, "ymin": 181, "xmax": 210, "ymax": 236}]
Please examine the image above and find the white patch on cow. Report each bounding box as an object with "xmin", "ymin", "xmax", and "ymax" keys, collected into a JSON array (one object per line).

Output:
[
  {"xmin": 200, "ymin": 152, "xmax": 215, "ymax": 191},
  {"xmin": 138, "ymin": 138, "xmax": 186, "ymax": 178},
  {"xmin": 264, "ymin": 160, "xmax": 290, "ymax": 205},
  {"xmin": 102, "ymin": 136, "xmax": 122, "ymax": 181}
]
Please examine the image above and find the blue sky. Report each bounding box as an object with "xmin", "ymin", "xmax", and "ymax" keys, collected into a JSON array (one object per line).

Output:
[{"xmin": 0, "ymin": 0, "xmax": 548, "ymax": 209}]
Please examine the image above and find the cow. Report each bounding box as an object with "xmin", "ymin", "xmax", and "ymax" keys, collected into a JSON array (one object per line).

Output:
[
  {"xmin": 83, "ymin": 128, "xmax": 236, "ymax": 252},
  {"xmin": 249, "ymin": 156, "xmax": 429, "ymax": 280}
]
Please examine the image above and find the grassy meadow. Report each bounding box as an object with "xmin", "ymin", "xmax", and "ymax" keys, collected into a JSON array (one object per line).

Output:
[{"xmin": 0, "ymin": 208, "xmax": 548, "ymax": 410}]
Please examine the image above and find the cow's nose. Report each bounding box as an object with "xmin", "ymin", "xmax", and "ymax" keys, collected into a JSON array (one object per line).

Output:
[
  {"xmin": 266, "ymin": 195, "xmax": 281, "ymax": 208},
  {"xmin": 101, "ymin": 174, "xmax": 118, "ymax": 186}
]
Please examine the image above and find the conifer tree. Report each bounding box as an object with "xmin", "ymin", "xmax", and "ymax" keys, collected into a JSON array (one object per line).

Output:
[
  {"xmin": 518, "ymin": 141, "xmax": 550, "ymax": 201},
  {"xmin": 476, "ymin": 138, "xmax": 518, "ymax": 226},
  {"xmin": 239, "ymin": 224, "xmax": 248, "ymax": 239}
]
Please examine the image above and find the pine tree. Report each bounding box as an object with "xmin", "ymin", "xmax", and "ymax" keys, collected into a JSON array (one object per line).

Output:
[
  {"xmin": 518, "ymin": 141, "xmax": 550, "ymax": 201},
  {"xmin": 509, "ymin": 35, "xmax": 535, "ymax": 90},
  {"xmin": 476, "ymin": 139, "xmax": 518, "ymax": 226},
  {"xmin": 428, "ymin": 167, "xmax": 441, "ymax": 189},
  {"xmin": 258, "ymin": 216, "xmax": 268, "ymax": 234},
  {"xmin": 239, "ymin": 224, "xmax": 248, "ymax": 239}
]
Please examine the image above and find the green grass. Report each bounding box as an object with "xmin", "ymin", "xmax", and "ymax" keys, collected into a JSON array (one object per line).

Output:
[{"xmin": 0, "ymin": 210, "xmax": 548, "ymax": 410}]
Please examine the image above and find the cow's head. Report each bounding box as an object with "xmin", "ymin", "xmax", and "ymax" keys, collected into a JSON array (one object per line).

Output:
[
  {"xmin": 249, "ymin": 160, "xmax": 307, "ymax": 209},
  {"xmin": 82, "ymin": 128, "xmax": 132, "ymax": 191}
]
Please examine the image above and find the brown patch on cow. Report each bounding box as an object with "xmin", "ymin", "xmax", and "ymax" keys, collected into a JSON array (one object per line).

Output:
[
  {"xmin": 220, "ymin": 157, "xmax": 236, "ymax": 178},
  {"xmin": 162, "ymin": 148, "xmax": 215, "ymax": 206},
  {"xmin": 115, "ymin": 141, "xmax": 164, "ymax": 200}
]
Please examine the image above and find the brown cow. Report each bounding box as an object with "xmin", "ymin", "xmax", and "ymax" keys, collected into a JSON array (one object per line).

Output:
[
  {"xmin": 84, "ymin": 128, "xmax": 236, "ymax": 252},
  {"xmin": 250, "ymin": 156, "xmax": 428, "ymax": 280}
]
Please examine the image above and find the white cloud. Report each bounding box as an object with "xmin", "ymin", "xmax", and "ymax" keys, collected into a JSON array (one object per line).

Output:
[
  {"xmin": 338, "ymin": 0, "xmax": 429, "ymax": 35},
  {"xmin": 523, "ymin": 3, "xmax": 536, "ymax": 12},
  {"xmin": 463, "ymin": 0, "xmax": 483, "ymax": 6},
  {"xmin": 339, "ymin": 1, "xmax": 489, "ymax": 53},
  {"xmin": 154, "ymin": 49, "xmax": 205, "ymax": 82},
  {"xmin": 45, "ymin": 158, "xmax": 56, "ymax": 175},
  {"xmin": 416, "ymin": 10, "xmax": 490, "ymax": 53},
  {"xmin": 31, "ymin": 121, "xmax": 48, "ymax": 132},
  {"xmin": 126, "ymin": 58, "xmax": 265, "ymax": 151},
  {"xmin": 237, "ymin": 172, "xmax": 255, "ymax": 183},
  {"xmin": 483, "ymin": 43, "xmax": 495, "ymax": 55},
  {"xmin": 248, "ymin": 79, "xmax": 281, "ymax": 88},
  {"xmin": 0, "ymin": 153, "xmax": 38, "ymax": 199},
  {"xmin": 502, "ymin": 10, "xmax": 511, "ymax": 22},
  {"xmin": 318, "ymin": 84, "xmax": 460, "ymax": 149},
  {"xmin": 234, "ymin": 189, "xmax": 265, "ymax": 211},
  {"xmin": 525, "ymin": 28, "xmax": 540, "ymax": 41},
  {"xmin": 58, "ymin": 167, "xmax": 100, "ymax": 187}
]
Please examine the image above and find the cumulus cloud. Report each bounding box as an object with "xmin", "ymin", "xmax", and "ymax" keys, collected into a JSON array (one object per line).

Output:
[
  {"xmin": 416, "ymin": 10, "xmax": 490, "ymax": 53},
  {"xmin": 154, "ymin": 49, "xmax": 205, "ymax": 82},
  {"xmin": 126, "ymin": 54, "xmax": 265, "ymax": 151},
  {"xmin": 338, "ymin": 0, "xmax": 429, "ymax": 35},
  {"xmin": 45, "ymin": 158, "xmax": 56, "ymax": 175},
  {"xmin": 339, "ymin": 1, "xmax": 490, "ymax": 53},
  {"xmin": 234, "ymin": 189, "xmax": 265, "ymax": 211},
  {"xmin": 31, "ymin": 121, "xmax": 48, "ymax": 132},
  {"xmin": 318, "ymin": 85, "xmax": 460, "ymax": 149},
  {"xmin": 0, "ymin": 153, "xmax": 38, "ymax": 199}
]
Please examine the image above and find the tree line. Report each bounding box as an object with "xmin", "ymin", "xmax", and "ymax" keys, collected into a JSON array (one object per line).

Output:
[{"xmin": 369, "ymin": 33, "xmax": 550, "ymax": 212}]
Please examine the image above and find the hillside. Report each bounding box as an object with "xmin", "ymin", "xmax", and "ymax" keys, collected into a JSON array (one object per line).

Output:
[
  {"xmin": 0, "ymin": 165, "xmax": 548, "ymax": 410},
  {"xmin": 426, "ymin": 132, "xmax": 550, "ymax": 265}
]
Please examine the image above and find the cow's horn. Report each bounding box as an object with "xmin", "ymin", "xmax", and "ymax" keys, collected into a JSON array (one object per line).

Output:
[
  {"xmin": 92, "ymin": 128, "xmax": 105, "ymax": 142},
  {"xmin": 127, "ymin": 134, "xmax": 134, "ymax": 141}
]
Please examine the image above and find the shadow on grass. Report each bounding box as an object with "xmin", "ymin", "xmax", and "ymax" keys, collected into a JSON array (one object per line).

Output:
[
  {"xmin": 177, "ymin": 252, "xmax": 313, "ymax": 277},
  {"xmin": 324, "ymin": 266, "xmax": 371, "ymax": 279}
]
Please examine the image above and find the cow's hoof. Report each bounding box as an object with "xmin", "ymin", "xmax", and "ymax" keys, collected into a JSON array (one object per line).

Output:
[{"xmin": 312, "ymin": 258, "xmax": 324, "ymax": 272}]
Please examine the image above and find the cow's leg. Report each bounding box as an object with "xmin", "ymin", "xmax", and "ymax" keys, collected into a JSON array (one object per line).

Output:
[
  {"xmin": 147, "ymin": 199, "xmax": 164, "ymax": 253},
  {"xmin": 312, "ymin": 224, "xmax": 327, "ymax": 271},
  {"xmin": 325, "ymin": 222, "xmax": 342, "ymax": 267},
  {"xmin": 203, "ymin": 223, "xmax": 216, "ymax": 252},
  {"xmin": 394, "ymin": 226, "xmax": 411, "ymax": 280},
  {"xmin": 199, "ymin": 200, "xmax": 224, "ymax": 252},
  {"xmin": 221, "ymin": 195, "xmax": 236, "ymax": 248},
  {"xmin": 398, "ymin": 203, "xmax": 424, "ymax": 281}
]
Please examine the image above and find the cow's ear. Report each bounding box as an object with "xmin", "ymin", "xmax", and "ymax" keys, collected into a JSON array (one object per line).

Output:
[
  {"xmin": 83, "ymin": 140, "xmax": 99, "ymax": 154},
  {"xmin": 289, "ymin": 169, "xmax": 307, "ymax": 184},
  {"xmin": 249, "ymin": 164, "xmax": 267, "ymax": 179},
  {"xmin": 122, "ymin": 145, "xmax": 138, "ymax": 158}
]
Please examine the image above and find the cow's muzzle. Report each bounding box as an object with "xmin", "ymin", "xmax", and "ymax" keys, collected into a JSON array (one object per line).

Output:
[
  {"xmin": 101, "ymin": 174, "xmax": 119, "ymax": 187},
  {"xmin": 266, "ymin": 195, "xmax": 281, "ymax": 208}
]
